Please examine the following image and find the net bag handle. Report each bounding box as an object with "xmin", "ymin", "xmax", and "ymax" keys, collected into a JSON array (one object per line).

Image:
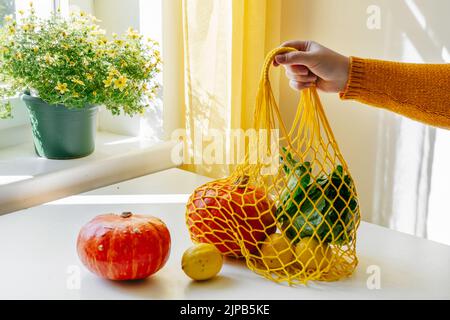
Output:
[
  {"xmin": 253, "ymin": 47, "xmax": 296, "ymax": 141},
  {"xmin": 254, "ymin": 47, "xmax": 349, "ymax": 170}
]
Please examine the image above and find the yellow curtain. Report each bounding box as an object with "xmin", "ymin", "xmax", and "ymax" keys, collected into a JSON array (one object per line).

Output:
[{"xmin": 181, "ymin": 0, "xmax": 282, "ymax": 178}]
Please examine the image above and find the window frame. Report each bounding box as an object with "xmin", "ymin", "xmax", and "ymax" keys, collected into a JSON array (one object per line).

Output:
[{"xmin": 0, "ymin": 0, "xmax": 59, "ymax": 142}]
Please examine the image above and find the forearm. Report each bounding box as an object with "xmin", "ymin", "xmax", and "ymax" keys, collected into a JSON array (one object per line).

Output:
[{"xmin": 340, "ymin": 57, "xmax": 450, "ymax": 129}]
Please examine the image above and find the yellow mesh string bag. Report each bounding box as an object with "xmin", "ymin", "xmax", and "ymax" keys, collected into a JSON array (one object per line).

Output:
[{"xmin": 186, "ymin": 47, "xmax": 360, "ymax": 284}]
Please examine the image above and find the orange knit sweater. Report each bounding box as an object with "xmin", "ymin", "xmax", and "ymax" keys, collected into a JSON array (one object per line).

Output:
[{"xmin": 340, "ymin": 57, "xmax": 450, "ymax": 130}]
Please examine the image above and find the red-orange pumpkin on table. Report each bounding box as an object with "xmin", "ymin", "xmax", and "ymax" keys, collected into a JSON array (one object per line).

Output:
[{"xmin": 77, "ymin": 212, "xmax": 171, "ymax": 280}]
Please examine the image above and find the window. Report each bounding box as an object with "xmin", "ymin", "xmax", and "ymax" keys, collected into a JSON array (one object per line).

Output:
[
  {"xmin": 0, "ymin": 0, "xmax": 55, "ymax": 143},
  {"xmin": 0, "ymin": 0, "xmax": 169, "ymax": 144},
  {"xmin": 0, "ymin": 0, "xmax": 179, "ymax": 208},
  {"xmin": 0, "ymin": 1, "xmax": 14, "ymax": 26},
  {"xmin": 14, "ymin": 0, "xmax": 54, "ymax": 18},
  {"xmin": 427, "ymin": 128, "xmax": 450, "ymax": 245},
  {"xmin": 88, "ymin": 0, "xmax": 165, "ymax": 140}
]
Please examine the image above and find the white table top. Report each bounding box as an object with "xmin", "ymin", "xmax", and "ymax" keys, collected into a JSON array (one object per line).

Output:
[{"xmin": 0, "ymin": 168, "xmax": 449, "ymax": 300}]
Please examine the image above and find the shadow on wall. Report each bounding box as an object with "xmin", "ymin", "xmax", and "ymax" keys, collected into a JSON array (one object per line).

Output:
[
  {"xmin": 183, "ymin": 78, "xmax": 230, "ymax": 178},
  {"xmin": 372, "ymin": 0, "xmax": 449, "ymax": 238},
  {"xmin": 388, "ymin": 0, "xmax": 450, "ymax": 63},
  {"xmin": 278, "ymin": 0, "xmax": 449, "ymax": 240}
]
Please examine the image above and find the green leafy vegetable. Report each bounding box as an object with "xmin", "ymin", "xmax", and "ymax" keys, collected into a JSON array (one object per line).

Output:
[{"xmin": 277, "ymin": 148, "xmax": 359, "ymax": 244}]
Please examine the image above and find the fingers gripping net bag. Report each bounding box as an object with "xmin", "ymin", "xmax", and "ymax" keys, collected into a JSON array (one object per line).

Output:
[{"xmin": 186, "ymin": 47, "xmax": 360, "ymax": 284}]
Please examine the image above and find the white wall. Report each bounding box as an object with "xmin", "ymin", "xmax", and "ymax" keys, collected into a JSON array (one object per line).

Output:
[
  {"xmin": 67, "ymin": 0, "xmax": 140, "ymax": 136},
  {"xmin": 94, "ymin": 0, "xmax": 140, "ymax": 32},
  {"xmin": 278, "ymin": 0, "xmax": 450, "ymax": 224},
  {"xmin": 87, "ymin": 0, "xmax": 169, "ymax": 141},
  {"xmin": 68, "ymin": 0, "xmax": 94, "ymax": 13}
]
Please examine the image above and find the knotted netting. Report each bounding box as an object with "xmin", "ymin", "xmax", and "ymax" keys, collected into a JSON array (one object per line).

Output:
[{"xmin": 186, "ymin": 47, "xmax": 360, "ymax": 284}]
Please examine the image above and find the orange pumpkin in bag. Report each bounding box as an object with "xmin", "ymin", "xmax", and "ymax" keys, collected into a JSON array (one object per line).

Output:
[{"xmin": 186, "ymin": 175, "xmax": 276, "ymax": 257}]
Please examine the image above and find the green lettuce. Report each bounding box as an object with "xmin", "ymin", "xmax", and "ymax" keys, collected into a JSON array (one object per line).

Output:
[{"xmin": 276, "ymin": 148, "xmax": 359, "ymax": 244}]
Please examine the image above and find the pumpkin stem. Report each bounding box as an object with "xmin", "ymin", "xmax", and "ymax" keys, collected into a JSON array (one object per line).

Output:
[
  {"xmin": 233, "ymin": 175, "xmax": 250, "ymax": 187},
  {"xmin": 121, "ymin": 212, "xmax": 132, "ymax": 218}
]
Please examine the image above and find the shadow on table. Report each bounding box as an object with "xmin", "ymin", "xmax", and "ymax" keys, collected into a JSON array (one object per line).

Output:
[
  {"xmin": 306, "ymin": 254, "xmax": 420, "ymax": 295},
  {"xmin": 185, "ymin": 275, "xmax": 235, "ymax": 291},
  {"xmin": 79, "ymin": 270, "xmax": 181, "ymax": 300},
  {"xmin": 102, "ymin": 276, "xmax": 172, "ymax": 299}
]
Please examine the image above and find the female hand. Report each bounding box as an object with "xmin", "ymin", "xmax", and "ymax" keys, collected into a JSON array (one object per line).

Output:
[{"xmin": 274, "ymin": 40, "xmax": 350, "ymax": 93}]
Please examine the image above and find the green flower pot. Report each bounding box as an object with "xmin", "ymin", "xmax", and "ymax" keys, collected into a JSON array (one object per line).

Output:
[{"xmin": 22, "ymin": 94, "xmax": 98, "ymax": 159}]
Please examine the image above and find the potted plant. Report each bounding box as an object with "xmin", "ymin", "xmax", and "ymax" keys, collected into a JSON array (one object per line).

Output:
[{"xmin": 0, "ymin": 5, "xmax": 161, "ymax": 159}]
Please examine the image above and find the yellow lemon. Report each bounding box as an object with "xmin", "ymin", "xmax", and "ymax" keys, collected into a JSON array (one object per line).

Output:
[
  {"xmin": 182, "ymin": 243, "xmax": 223, "ymax": 281},
  {"xmin": 295, "ymin": 237, "xmax": 333, "ymax": 271},
  {"xmin": 260, "ymin": 233, "xmax": 294, "ymax": 269}
]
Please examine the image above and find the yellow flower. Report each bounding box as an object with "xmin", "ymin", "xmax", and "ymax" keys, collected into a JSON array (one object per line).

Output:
[
  {"xmin": 114, "ymin": 39, "xmax": 124, "ymax": 46},
  {"xmin": 103, "ymin": 77, "xmax": 113, "ymax": 88},
  {"xmin": 120, "ymin": 60, "xmax": 127, "ymax": 68},
  {"xmin": 71, "ymin": 78, "xmax": 85, "ymax": 86},
  {"xmin": 18, "ymin": 10, "xmax": 24, "ymax": 16},
  {"xmin": 113, "ymin": 76, "xmax": 128, "ymax": 91},
  {"xmin": 108, "ymin": 50, "xmax": 117, "ymax": 58},
  {"xmin": 8, "ymin": 26, "xmax": 16, "ymax": 35},
  {"xmin": 95, "ymin": 50, "xmax": 104, "ymax": 58},
  {"xmin": 55, "ymin": 82, "xmax": 69, "ymax": 94},
  {"xmin": 33, "ymin": 46, "xmax": 39, "ymax": 53},
  {"xmin": 91, "ymin": 28, "xmax": 106, "ymax": 36},
  {"xmin": 22, "ymin": 23, "xmax": 34, "ymax": 32},
  {"xmin": 108, "ymin": 68, "xmax": 120, "ymax": 77},
  {"xmin": 92, "ymin": 91, "xmax": 97, "ymax": 97},
  {"xmin": 86, "ymin": 73, "xmax": 93, "ymax": 80},
  {"xmin": 80, "ymin": 11, "xmax": 86, "ymax": 17},
  {"xmin": 72, "ymin": 92, "xmax": 80, "ymax": 98},
  {"xmin": 16, "ymin": 52, "xmax": 23, "ymax": 60},
  {"xmin": 126, "ymin": 27, "xmax": 140, "ymax": 40},
  {"xmin": 29, "ymin": 1, "xmax": 34, "ymax": 7},
  {"xmin": 89, "ymin": 15, "xmax": 101, "ymax": 23},
  {"xmin": 44, "ymin": 53, "xmax": 53, "ymax": 64},
  {"xmin": 4, "ymin": 15, "xmax": 13, "ymax": 22}
]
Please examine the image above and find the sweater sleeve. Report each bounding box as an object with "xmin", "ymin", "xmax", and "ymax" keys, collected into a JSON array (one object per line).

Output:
[{"xmin": 339, "ymin": 57, "xmax": 450, "ymax": 130}]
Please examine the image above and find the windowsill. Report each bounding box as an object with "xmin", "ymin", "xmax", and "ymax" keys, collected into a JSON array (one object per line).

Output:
[{"xmin": 0, "ymin": 130, "xmax": 181, "ymax": 215}]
